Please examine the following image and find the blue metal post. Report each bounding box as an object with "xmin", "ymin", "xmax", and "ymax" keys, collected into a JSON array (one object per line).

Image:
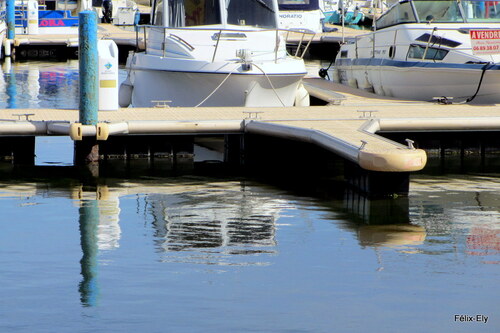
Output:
[
  {"xmin": 6, "ymin": 0, "xmax": 15, "ymax": 39},
  {"xmin": 79, "ymin": 11, "xmax": 98, "ymax": 126}
]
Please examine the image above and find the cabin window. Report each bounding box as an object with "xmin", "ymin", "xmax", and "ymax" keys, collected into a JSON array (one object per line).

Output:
[
  {"xmin": 227, "ymin": 0, "xmax": 277, "ymax": 28},
  {"xmin": 375, "ymin": 1, "xmax": 416, "ymax": 29},
  {"xmin": 407, "ymin": 44, "xmax": 448, "ymax": 60},
  {"xmin": 154, "ymin": 0, "xmax": 222, "ymax": 27}
]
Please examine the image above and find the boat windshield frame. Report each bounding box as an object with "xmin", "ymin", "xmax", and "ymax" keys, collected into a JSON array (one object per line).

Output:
[{"xmin": 375, "ymin": 0, "xmax": 500, "ymax": 29}]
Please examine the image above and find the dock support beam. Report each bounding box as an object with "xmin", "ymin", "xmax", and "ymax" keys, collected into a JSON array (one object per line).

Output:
[{"xmin": 75, "ymin": 11, "xmax": 99, "ymax": 165}]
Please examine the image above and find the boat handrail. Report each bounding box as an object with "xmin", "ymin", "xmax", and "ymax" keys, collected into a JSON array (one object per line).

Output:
[{"xmin": 135, "ymin": 25, "xmax": 315, "ymax": 63}]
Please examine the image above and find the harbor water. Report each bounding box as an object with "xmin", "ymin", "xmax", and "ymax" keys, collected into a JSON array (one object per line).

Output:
[{"xmin": 0, "ymin": 60, "xmax": 499, "ymax": 332}]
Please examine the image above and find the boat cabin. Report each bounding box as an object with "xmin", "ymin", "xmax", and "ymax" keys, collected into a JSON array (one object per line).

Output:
[
  {"xmin": 151, "ymin": 0, "xmax": 278, "ymax": 29},
  {"xmin": 376, "ymin": 0, "xmax": 500, "ymax": 29}
]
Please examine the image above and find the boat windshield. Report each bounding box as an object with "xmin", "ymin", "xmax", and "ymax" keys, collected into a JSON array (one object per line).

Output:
[
  {"xmin": 154, "ymin": 0, "xmax": 222, "ymax": 27},
  {"xmin": 376, "ymin": 1, "xmax": 417, "ymax": 29},
  {"xmin": 412, "ymin": 1, "xmax": 463, "ymax": 22},
  {"xmin": 227, "ymin": 0, "xmax": 277, "ymax": 28},
  {"xmin": 376, "ymin": 0, "xmax": 500, "ymax": 28},
  {"xmin": 460, "ymin": 0, "xmax": 500, "ymax": 21},
  {"xmin": 153, "ymin": 0, "xmax": 277, "ymax": 28}
]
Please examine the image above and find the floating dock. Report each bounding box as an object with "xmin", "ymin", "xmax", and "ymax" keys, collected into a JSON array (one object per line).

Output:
[
  {"xmin": 6, "ymin": 23, "xmax": 144, "ymax": 60},
  {"xmin": 3, "ymin": 78, "xmax": 500, "ymax": 195}
]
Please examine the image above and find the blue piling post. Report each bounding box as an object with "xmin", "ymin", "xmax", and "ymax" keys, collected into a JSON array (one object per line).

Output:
[
  {"xmin": 79, "ymin": 11, "xmax": 98, "ymax": 126},
  {"xmin": 6, "ymin": 0, "xmax": 15, "ymax": 39},
  {"xmin": 76, "ymin": 11, "xmax": 100, "ymax": 165}
]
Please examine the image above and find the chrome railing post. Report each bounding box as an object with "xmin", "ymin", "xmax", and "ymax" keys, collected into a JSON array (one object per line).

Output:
[
  {"xmin": 212, "ymin": 29, "xmax": 222, "ymax": 63},
  {"xmin": 275, "ymin": 29, "xmax": 279, "ymax": 63},
  {"xmin": 295, "ymin": 32, "xmax": 305, "ymax": 57},
  {"xmin": 422, "ymin": 27, "xmax": 437, "ymax": 60},
  {"xmin": 163, "ymin": 27, "xmax": 167, "ymax": 57}
]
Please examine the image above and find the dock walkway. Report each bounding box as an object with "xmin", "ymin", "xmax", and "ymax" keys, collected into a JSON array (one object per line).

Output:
[{"xmin": 5, "ymin": 78, "xmax": 500, "ymax": 174}]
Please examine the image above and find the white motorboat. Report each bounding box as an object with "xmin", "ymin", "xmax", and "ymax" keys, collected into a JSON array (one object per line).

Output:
[
  {"xmin": 120, "ymin": 0, "xmax": 310, "ymax": 108},
  {"xmin": 278, "ymin": 0, "xmax": 325, "ymax": 33},
  {"xmin": 333, "ymin": 0, "xmax": 500, "ymax": 104}
]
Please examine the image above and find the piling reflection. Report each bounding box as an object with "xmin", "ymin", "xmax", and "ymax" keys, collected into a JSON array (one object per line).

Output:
[
  {"xmin": 74, "ymin": 185, "xmax": 121, "ymax": 307},
  {"xmin": 4, "ymin": 58, "xmax": 17, "ymax": 108},
  {"xmin": 78, "ymin": 199, "xmax": 99, "ymax": 307}
]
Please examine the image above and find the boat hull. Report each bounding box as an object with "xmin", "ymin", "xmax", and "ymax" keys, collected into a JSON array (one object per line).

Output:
[
  {"xmin": 130, "ymin": 69, "xmax": 304, "ymax": 107},
  {"xmin": 335, "ymin": 59, "xmax": 500, "ymax": 104},
  {"xmin": 127, "ymin": 51, "xmax": 307, "ymax": 107}
]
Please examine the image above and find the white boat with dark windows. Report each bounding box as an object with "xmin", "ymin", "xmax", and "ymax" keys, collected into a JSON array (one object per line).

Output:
[
  {"xmin": 120, "ymin": 0, "xmax": 311, "ymax": 108},
  {"xmin": 333, "ymin": 0, "xmax": 500, "ymax": 104}
]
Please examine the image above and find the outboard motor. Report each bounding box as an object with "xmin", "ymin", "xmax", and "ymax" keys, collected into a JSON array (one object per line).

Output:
[{"xmin": 102, "ymin": 0, "xmax": 113, "ymax": 23}]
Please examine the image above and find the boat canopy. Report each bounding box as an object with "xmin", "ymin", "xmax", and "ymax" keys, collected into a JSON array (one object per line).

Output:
[
  {"xmin": 278, "ymin": 0, "xmax": 320, "ymax": 11},
  {"xmin": 376, "ymin": 0, "xmax": 500, "ymax": 29},
  {"xmin": 152, "ymin": 0, "xmax": 278, "ymax": 28}
]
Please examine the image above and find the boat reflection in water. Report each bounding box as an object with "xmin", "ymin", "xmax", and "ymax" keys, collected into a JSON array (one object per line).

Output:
[{"xmin": 0, "ymin": 59, "xmax": 80, "ymax": 109}]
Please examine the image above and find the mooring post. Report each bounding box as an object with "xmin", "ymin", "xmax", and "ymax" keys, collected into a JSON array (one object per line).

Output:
[
  {"xmin": 75, "ymin": 11, "xmax": 99, "ymax": 165},
  {"xmin": 6, "ymin": 0, "xmax": 15, "ymax": 40}
]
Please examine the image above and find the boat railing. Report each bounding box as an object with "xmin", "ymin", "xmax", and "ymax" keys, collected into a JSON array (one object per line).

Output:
[
  {"xmin": 353, "ymin": 26, "xmax": 481, "ymax": 59},
  {"xmin": 135, "ymin": 25, "xmax": 315, "ymax": 63}
]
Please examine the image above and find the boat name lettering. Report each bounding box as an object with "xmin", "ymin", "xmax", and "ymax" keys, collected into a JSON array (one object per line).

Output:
[
  {"xmin": 39, "ymin": 19, "xmax": 66, "ymax": 27},
  {"xmin": 279, "ymin": 14, "xmax": 303, "ymax": 19}
]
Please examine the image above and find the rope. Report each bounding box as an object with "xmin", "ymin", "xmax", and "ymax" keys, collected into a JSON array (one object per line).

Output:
[
  {"xmin": 195, "ymin": 70, "xmax": 235, "ymax": 107},
  {"xmin": 195, "ymin": 63, "xmax": 286, "ymax": 107},
  {"xmin": 466, "ymin": 62, "xmax": 493, "ymax": 103},
  {"xmin": 252, "ymin": 63, "xmax": 286, "ymax": 107}
]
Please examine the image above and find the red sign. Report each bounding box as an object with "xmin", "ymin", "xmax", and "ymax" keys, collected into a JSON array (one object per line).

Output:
[
  {"xmin": 40, "ymin": 20, "xmax": 66, "ymax": 27},
  {"xmin": 470, "ymin": 29, "xmax": 500, "ymax": 55}
]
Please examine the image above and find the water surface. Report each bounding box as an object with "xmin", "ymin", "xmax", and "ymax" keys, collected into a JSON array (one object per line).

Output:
[{"xmin": 0, "ymin": 60, "xmax": 498, "ymax": 332}]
